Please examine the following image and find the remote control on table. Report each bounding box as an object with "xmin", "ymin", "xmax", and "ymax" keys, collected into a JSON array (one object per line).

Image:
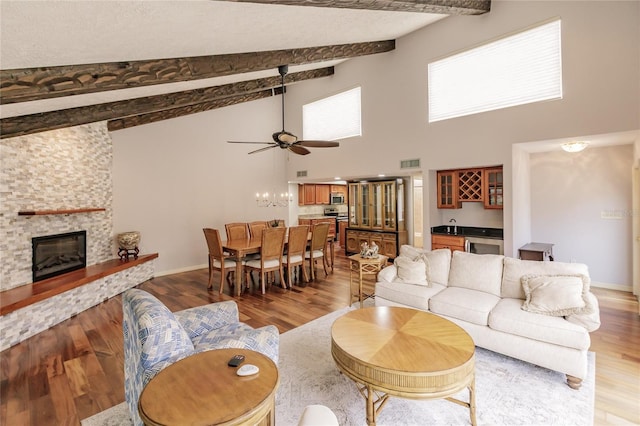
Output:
[{"xmin": 227, "ymin": 354, "xmax": 245, "ymax": 367}]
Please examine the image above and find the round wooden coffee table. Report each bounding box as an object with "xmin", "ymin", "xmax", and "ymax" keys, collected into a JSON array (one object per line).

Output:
[
  {"xmin": 138, "ymin": 348, "xmax": 279, "ymax": 425},
  {"xmin": 331, "ymin": 306, "xmax": 476, "ymax": 425}
]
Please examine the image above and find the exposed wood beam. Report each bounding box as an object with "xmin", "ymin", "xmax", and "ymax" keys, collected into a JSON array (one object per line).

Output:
[
  {"xmin": 0, "ymin": 40, "xmax": 393, "ymax": 104},
  {"xmin": 0, "ymin": 67, "xmax": 333, "ymax": 139},
  {"xmin": 107, "ymin": 90, "xmax": 274, "ymax": 132},
  {"xmin": 216, "ymin": 0, "xmax": 491, "ymax": 14}
]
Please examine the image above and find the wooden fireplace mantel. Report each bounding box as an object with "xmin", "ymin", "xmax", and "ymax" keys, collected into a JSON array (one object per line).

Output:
[
  {"xmin": 18, "ymin": 208, "xmax": 106, "ymax": 216},
  {"xmin": 0, "ymin": 253, "xmax": 158, "ymax": 315}
]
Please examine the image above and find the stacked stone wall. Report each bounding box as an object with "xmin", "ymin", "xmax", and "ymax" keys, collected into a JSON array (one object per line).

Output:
[{"xmin": 0, "ymin": 123, "xmax": 113, "ymax": 290}]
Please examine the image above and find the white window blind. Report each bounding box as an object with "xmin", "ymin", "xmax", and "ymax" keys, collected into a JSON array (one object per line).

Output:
[
  {"xmin": 303, "ymin": 87, "xmax": 361, "ymax": 141},
  {"xmin": 428, "ymin": 19, "xmax": 562, "ymax": 123}
]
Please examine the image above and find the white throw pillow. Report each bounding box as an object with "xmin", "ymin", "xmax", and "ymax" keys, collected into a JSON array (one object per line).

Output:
[
  {"xmin": 394, "ymin": 256, "xmax": 429, "ymax": 286},
  {"xmin": 418, "ymin": 249, "xmax": 451, "ymax": 287},
  {"xmin": 399, "ymin": 245, "xmax": 425, "ymax": 260},
  {"xmin": 521, "ymin": 274, "xmax": 594, "ymax": 316}
]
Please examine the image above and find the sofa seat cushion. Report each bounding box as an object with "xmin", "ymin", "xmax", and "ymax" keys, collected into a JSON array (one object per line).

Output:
[
  {"xmin": 192, "ymin": 323, "xmax": 280, "ymax": 362},
  {"xmin": 429, "ymin": 287, "xmax": 500, "ymax": 326},
  {"xmin": 448, "ymin": 251, "xmax": 504, "ymax": 297},
  {"xmin": 375, "ymin": 280, "xmax": 445, "ymax": 311},
  {"xmin": 488, "ymin": 298, "xmax": 590, "ymax": 350}
]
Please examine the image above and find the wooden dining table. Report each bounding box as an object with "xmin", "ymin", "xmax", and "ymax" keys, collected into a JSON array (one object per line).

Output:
[{"xmin": 222, "ymin": 232, "xmax": 335, "ymax": 296}]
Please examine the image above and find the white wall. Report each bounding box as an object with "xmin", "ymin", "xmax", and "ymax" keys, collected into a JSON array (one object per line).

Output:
[
  {"xmin": 111, "ymin": 1, "xmax": 639, "ymax": 283},
  {"xmin": 112, "ymin": 96, "xmax": 289, "ymax": 275},
  {"xmin": 530, "ymin": 145, "xmax": 634, "ymax": 288},
  {"xmin": 282, "ymin": 0, "xmax": 639, "ymax": 278}
]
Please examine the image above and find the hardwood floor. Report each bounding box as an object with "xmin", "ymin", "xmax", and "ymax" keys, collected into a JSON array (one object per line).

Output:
[{"xmin": 1, "ymin": 251, "xmax": 638, "ymax": 425}]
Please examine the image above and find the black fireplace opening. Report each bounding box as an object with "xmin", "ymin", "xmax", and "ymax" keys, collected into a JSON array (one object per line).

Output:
[{"xmin": 32, "ymin": 230, "xmax": 87, "ymax": 282}]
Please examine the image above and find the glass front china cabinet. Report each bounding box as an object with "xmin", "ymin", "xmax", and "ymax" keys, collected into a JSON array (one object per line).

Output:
[{"xmin": 346, "ymin": 178, "xmax": 407, "ymax": 258}]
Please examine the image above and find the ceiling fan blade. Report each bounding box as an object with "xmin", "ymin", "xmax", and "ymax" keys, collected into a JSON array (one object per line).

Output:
[
  {"xmin": 248, "ymin": 145, "xmax": 278, "ymax": 155},
  {"xmin": 227, "ymin": 141, "xmax": 274, "ymax": 145},
  {"xmin": 288, "ymin": 145, "xmax": 311, "ymax": 155},
  {"xmin": 297, "ymin": 140, "xmax": 340, "ymax": 148}
]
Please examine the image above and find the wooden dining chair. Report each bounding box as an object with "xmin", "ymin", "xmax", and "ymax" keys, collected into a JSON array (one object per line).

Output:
[
  {"xmin": 202, "ymin": 228, "xmax": 242, "ymax": 294},
  {"xmin": 283, "ymin": 225, "xmax": 310, "ymax": 287},
  {"xmin": 245, "ymin": 227, "xmax": 286, "ymax": 294},
  {"xmin": 248, "ymin": 221, "xmax": 268, "ymax": 239},
  {"xmin": 304, "ymin": 222, "xmax": 330, "ymax": 281},
  {"xmin": 225, "ymin": 222, "xmax": 249, "ymax": 240}
]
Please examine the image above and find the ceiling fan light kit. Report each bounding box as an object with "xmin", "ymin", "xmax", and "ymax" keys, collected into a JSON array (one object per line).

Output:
[{"xmin": 227, "ymin": 65, "xmax": 339, "ymax": 156}]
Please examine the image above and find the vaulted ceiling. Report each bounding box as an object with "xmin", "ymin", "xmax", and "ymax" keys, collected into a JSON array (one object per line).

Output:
[{"xmin": 0, "ymin": 0, "xmax": 490, "ymax": 139}]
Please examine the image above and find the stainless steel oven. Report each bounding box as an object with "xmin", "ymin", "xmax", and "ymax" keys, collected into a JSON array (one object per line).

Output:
[{"xmin": 464, "ymin": 236, "xmax": 504, "ymax": 255}]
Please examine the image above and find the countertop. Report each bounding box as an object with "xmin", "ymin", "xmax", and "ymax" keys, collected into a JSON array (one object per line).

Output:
[
  {"xmin": 431, "ymin": 225, "xmax": 503, "ymax": 240},
  {"xmin": 298, "ymin": 215, "xmax": 335, "ymax": 220}
]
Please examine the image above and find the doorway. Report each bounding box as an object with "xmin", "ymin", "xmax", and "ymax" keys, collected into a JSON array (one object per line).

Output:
[{"xmin": 412, "ymin": 175, "xmax": 424, "ymax": 248}]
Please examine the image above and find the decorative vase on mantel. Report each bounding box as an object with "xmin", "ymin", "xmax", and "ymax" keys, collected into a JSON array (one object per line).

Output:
[{"xmin": 117, "ymin": 231, "xmax": 140, "ymax": 261}]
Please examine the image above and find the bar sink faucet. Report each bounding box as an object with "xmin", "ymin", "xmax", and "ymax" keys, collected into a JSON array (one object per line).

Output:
[{"xmin": 449, "ymin": 218, "xmax": 457, "ymax": 234}]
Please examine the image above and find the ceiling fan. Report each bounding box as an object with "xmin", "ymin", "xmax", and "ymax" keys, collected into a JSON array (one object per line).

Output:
[{"xmin": 227, "ymin": 65, "xmax": 339, "ymax": 156}]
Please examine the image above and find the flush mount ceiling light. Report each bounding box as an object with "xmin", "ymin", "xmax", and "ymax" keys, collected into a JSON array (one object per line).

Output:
[{"xmin": 561, "ymin": 141, "xmax": 589, "ymax": 153}]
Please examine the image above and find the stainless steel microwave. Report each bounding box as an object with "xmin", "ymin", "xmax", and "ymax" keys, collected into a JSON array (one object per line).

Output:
[{"xmin": 330, "ymin": 193, "xmax": 345, "ymax": 204}]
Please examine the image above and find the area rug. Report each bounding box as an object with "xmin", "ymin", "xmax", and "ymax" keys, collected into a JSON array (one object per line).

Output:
[{"xmin": 83, "ymin": 306, "xmax": 595, "ymax": 426}]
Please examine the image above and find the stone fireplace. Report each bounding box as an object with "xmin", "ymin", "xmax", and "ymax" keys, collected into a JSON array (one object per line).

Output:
[
  {"xmin": 0, "ymin": 123, "xmax": 113, "ymax": 291},
  {"xmin": 32, "ymin": 230, "xmax": 87, "ymax": 282},
  {"xmin": 0, "ymin": 122, "xmax": 156, "ymax": 351}
]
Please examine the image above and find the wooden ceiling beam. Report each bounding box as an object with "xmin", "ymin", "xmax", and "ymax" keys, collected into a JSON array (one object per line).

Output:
[
  {"xmin": 0, "ymin": 40, "xmax": 392, "ymax": 104},
  {"xmin": 107, "ymin": 90, "xmax": 274, "ymax": 132},
  {"xmin": 0, "ymin": 67, "xmax": 333, "ymax": 139},
  {"xmin": 216, "ymin": 0, "xmax": 491, "ymax": 15}
]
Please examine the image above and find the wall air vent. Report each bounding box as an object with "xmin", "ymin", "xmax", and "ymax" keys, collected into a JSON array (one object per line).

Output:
[
  {"xmin": 297, "ymin": 170, "xmax": 308, "ymax": 178},
  {"xmin": 400, "ymin": 159, "xmax": 420, "ymax": 169}
]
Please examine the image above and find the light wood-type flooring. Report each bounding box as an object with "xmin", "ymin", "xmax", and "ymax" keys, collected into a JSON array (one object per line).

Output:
[{"xmin": 1, "ymin": 251, "xmax": 638, "ymax": 425}]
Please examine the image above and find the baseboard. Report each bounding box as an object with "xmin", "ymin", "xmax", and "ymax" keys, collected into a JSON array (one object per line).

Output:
[
  {"xmin": 591, "ymin": 281, "xmax": 632, "ymax": 292},
  {"xmin": 155, "ymin": 263, "xmax": 207, "ymax": 277}
]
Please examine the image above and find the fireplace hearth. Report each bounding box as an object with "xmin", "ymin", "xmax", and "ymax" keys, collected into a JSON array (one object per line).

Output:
[{"xmin": 32, "ymin": 231, "xmax": 87, "ymax": 282}]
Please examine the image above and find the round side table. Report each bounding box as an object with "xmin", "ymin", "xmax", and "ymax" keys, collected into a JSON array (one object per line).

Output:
[{"xmin": 138, "ymin": 348, "xmax": 279, "ymax": 425}]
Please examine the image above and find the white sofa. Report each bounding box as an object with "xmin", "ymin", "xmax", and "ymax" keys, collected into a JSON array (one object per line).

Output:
[{"xmin": 374, "ymin": 246, "xmax": 601, "ymax": 389}]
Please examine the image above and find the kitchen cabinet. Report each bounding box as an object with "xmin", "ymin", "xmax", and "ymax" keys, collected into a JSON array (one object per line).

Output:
[
  {"xmin": 437, "ymin": 171, "xmax": 460, "ymax": 209},
  {"xmin": 458, "ymin": 169, "xmax": 483, "ymax": 202},
  {"xmin": 437, "ymin": 166, "xmax": 503, "ymax": 210},
  {"xmin": 483, "ymin": 167, "xmax": 503, "ymax": 209},
  {"xmin": 298, "ymin": 184, "xmax": 330, "ymax": 205},
  {"xmin": 346, "ymin": 178, "xmax": 407, "ymax": 258},
  {"xmin": 330, "ymin": 185, "xmax": 347, "ymax": 198},
  {"xmin": 431, "ymin": 234, "xmax": 465, "ymax": 252}
]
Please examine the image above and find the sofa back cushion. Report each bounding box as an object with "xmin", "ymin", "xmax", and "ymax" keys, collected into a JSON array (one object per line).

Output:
[
  {"xmin": 501, "ymin": 257, "xmax": 590, "ymax": 299},
  {"xmin": 448, "ymin": 251, "xmax": 504, "ymax": 296},
  {"xmin": 129, "ymin": 290, "xmax": 195, "ymax": 370}
]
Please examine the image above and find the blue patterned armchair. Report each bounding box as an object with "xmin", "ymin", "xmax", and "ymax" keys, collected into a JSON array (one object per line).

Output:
[{"xmin": 122, "ymin": 289, "xmax": 279, "ymax": 426}]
